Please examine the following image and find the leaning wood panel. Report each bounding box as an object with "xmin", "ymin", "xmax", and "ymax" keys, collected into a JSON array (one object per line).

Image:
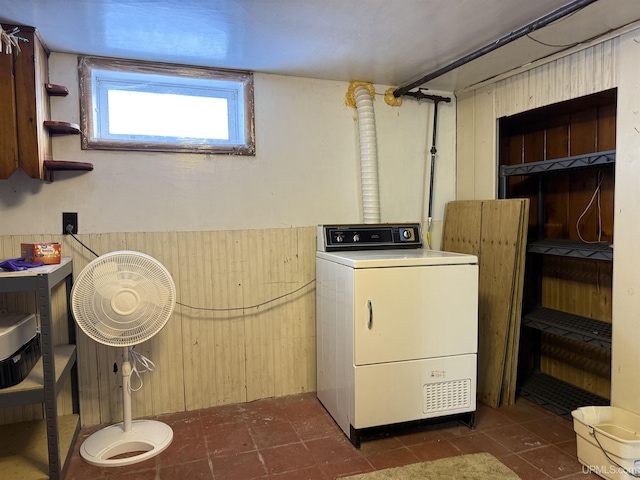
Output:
[
  {"xmin": 443, "ymin": 200, "xmax": 527, "ymax": 408},
  {"xmin": 476, "ymin": 200, "xmax": 525, "ymax": 408},
  {"xmin": 442, "ymin": 201, "xmax": 482, "ymax": 256},
  {"xmin": 501, "ymin": 199, "xmax": 529, "ymax": 406}
]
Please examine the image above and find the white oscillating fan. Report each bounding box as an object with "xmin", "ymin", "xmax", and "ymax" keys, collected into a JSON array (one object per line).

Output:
[{"xmin": 71, "ymin": 251, "xmax": 176, "ymax": 467}]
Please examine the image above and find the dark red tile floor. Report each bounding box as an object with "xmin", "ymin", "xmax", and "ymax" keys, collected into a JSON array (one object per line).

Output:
[{"xmin": 65, "ymin": 393, "xmax": 601, "ymax": 479}]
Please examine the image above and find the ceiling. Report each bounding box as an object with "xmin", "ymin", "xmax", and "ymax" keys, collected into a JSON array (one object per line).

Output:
[{"xmin": 1, "ymin": 0, "xmax": 640, "ymax": 93}]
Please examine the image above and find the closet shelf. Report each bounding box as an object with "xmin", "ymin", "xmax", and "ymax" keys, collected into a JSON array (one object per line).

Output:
[
  {"xmin": 500, "ymin": 150, "xmax": 615, "ymax": 177},
  {"xmin": 522, "ymin": 307, "xmax": 611, "ymax": 350},
  {"xmin": 528, "ymin": 239, "xmax": 613, "ymax": 261},
  {"xmin": 518, "ymin": 372, "xmax": 609, "ymax": 420}
]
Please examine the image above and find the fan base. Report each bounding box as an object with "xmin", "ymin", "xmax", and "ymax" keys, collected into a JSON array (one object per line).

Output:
[{"xmin": 80, "ymin": 419, "xmax": 173, "ymax": 467}]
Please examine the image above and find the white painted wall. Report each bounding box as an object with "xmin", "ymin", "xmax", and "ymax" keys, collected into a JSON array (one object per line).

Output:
[{"xmin": 0, "ymin": 53, "xmax": 456, "ymax": 250}]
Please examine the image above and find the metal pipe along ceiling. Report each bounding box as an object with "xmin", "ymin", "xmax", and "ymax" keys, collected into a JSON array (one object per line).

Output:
[{"xmin": 393, "ymin": 0, "xmax": 599, "ymax": 97}]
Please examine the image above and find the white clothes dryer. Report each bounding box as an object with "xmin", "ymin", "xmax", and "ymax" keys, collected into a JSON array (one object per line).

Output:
[{"xmin": 316, "ymin": 223, "xmax": 479, "ymax": 447}]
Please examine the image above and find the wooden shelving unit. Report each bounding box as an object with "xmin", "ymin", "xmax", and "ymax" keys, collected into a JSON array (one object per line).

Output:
[
  {"xmin": 44, "ymin": 83, "xmax": 69, "ymax": 97},
  {"xmin": 0, "ymin": 24, "xmax": 92, "ymax": 182},
  {"xmin": 43, "ymin": 121, "xmax": 81, "ymax": 136}
]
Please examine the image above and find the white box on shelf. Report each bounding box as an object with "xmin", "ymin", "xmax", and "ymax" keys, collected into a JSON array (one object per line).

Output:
[
  {"xmin": 0, "ymin": 313, "xmax": 40, "ymax": 388},
  {"xmin": 0, "ymin": 313, "xmax": 36, "ymax": 360}
]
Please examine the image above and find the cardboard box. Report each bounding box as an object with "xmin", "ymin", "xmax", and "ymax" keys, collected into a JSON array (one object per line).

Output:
[{"xmin": 20, "ymin": 243, "xmax": 61, "ymax": 265}]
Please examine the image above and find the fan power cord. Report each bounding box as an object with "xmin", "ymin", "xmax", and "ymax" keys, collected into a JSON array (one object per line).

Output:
[
  {"xmin": 176, "ymin": 278, "xmax": 315, "ymax": 312},
  {"xmin": 65, "ymin": 228, "xmax": 100, "ymax": 258},
  {"xmin": 127, "ymin": 346, "xmax": 156, "ymax": 392}
]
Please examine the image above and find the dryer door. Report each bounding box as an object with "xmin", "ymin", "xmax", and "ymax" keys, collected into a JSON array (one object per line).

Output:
[{"xmin": 353, "ymin": 264, "xmax": 478, "ymax": 366}]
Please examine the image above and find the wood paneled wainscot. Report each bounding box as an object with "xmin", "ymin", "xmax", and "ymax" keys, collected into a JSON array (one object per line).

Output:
[{"xmin": 0, "ymin": 227, "xmax": 317, "ymax": 428}]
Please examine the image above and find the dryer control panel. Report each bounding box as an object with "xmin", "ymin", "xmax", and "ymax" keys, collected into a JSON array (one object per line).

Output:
[{"xmin": 318, "ymin": 224, "xmax": 423, "ymax": 251}]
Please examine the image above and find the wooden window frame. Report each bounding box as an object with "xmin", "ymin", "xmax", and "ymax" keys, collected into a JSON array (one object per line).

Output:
[{"xmin": 78, "ymin": 56, "xmax": 255, "ymax": 155}]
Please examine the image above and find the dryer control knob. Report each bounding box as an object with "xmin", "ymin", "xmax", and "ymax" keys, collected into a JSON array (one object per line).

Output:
[{"xmin": 402, "ymin": 229, "xmax": 412, "ymax": 239}]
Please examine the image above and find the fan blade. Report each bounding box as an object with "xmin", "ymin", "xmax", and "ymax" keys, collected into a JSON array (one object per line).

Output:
[{"xmin": 92, "ymin": 261, "xmax": 120, "ymax": 298}]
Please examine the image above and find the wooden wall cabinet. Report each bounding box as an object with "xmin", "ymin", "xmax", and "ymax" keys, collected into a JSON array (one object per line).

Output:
[
  {"xmin": 0, "ymin": 25, "xmax": 87, "ymax": 181},
  {"xmin": 1, "ymin": 25, "xmax": 52, "ymax": 180}
]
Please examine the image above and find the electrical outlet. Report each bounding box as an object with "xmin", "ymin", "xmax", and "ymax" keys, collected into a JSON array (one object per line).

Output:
[{"xmin": 62, "ymin": 212, "xmax": 78, "ymax": 234}]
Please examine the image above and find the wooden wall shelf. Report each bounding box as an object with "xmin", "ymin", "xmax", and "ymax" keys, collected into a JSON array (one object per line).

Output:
[
  {"xmin": 43, "ymin": 160, "xmax": 93, "ymax": 182},
  {"xmin": 45, "ymin": 83, "xmax": 69, "ymax": 96},
  {"xmin": 44, "ymin": 121, "xmax": 81, "ymax": 136}
]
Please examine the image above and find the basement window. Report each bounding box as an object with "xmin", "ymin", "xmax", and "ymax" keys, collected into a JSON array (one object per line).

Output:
[{"xmin": 79, "ymin": 56, "xmax": 255, "ymax": 155}]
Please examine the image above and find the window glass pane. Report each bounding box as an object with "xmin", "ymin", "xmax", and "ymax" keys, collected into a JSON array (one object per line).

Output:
[{"xmin": 107, "ymin": 90, "xmax": 230, "ymax": 139}]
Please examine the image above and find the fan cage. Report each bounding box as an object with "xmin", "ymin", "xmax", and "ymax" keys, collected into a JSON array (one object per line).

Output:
[{"xmin": 71, "ymin": 251, "xmax": 176, "ymax": 346}]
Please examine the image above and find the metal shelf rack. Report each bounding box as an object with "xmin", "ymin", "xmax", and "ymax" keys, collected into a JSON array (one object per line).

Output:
[
  {"xmin": 518, "ymin": 372, "xmax": 609, "ymax": 420},
  {"xmin": 499, "ymin": 148, "xmax": 615, "ymax": 418},
  {"xmin": 499, "ymin": 150, "xmax": 615, "ymax": 179},
  {"xmin": 522, "ymin": 307, "xmax": 612, "ymax": 350},
  {"xmin": 527, "ymin": 239, "xmax": 613, "ymax": 261},
  {"xmin": 0, "ymin": 258, "xmax": 80, "ymax": 480}
]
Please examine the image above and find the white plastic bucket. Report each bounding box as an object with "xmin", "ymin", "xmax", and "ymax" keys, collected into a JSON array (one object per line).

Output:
[{"xmin": 572, "ymin": 406, "xmax": 640, "ymax": 479}]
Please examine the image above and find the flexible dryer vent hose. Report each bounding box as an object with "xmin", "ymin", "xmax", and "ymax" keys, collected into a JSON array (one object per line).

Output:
[{"xmin": 347, "ymin": 82, "xmax": 381, "ymax": 224}]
